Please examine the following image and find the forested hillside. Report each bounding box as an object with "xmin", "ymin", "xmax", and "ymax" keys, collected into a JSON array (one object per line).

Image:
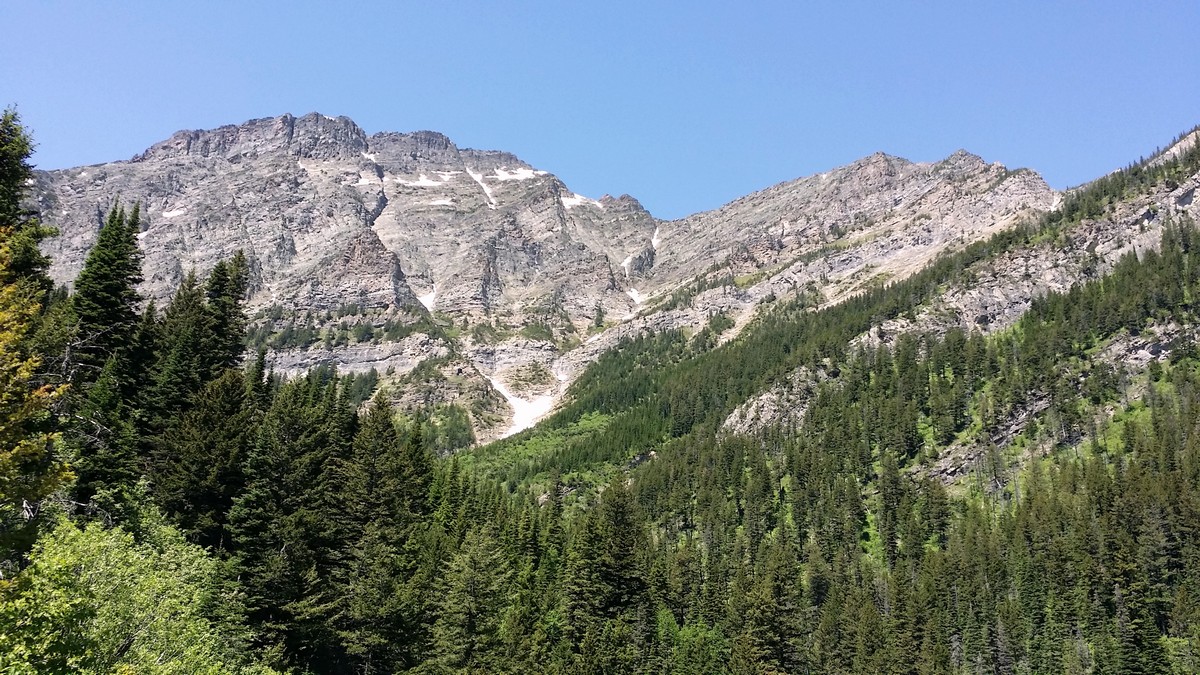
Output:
[{"xmin": 2, "ymin": 108, "xmax": 1200, "ymax": 673}]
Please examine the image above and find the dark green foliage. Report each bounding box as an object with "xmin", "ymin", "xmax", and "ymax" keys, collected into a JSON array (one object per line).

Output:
[
  {"xmin": 69, "ymin": 357, "xmax": 139, "ymax": 520},
  {"xmin": 13, "ymin": 123, "xmax": 1200, "ymax": 673},
  {"xmin": 70, "ymin": 203, "xmax": 143, "ymax": 380},
  {"xmin": 431, "ymin": 528, "xmax": 512, "ymax": 671},
  {"xmin": 0, "ymin": 107, "xmax": 54, "ymax": 294},
  {"xmin": 227, "ymin": 372, "xmax": 352, "ymax": 671},
  {"xmin": 149, "ymin": 271, "xmax": 213, "ymax": 418},
  {"xmin": 152, "ymin": 369, "xmax": 253, "ymax": 551},
  {"xmin": 203, "ymin": 251, "xmax": 250, "ymax": 371}
]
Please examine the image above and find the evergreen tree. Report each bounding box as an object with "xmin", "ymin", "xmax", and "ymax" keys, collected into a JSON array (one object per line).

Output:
[
  {"xmin": 228, "ymin": 376, "xmax": 347, "ymax": 671},
  {"xmin": 149, "ymin": 270, "xmax": 214, "ymax": 418},
  {"xmin": 152, "ymin": 369, "xmax": 252, "ymax": 551},
  {"xmin": 70, "ymin": 203, "xmax": 143, "ymax": 382},
  {"xmin": 595, "ymin": 477, "xmax": 647, "ymax": 619},
  {"xmin": 562, "ymin": 510, "xmax": 606, "ymax": 649},
  {"xmin": 204, "ymin": 251, "xmax": 250, "ymax": 372},
  {"xmin": 431, "ymin": 528, "xmax": 512, "ymax": 671},
  {"xmin": 329, "ymin": 394, "xmax": 432, "ymax": 672},
  {"xmin": 69, "ymin": 356, "xmax": 139, "ymax": 521},
  {"xmin": 0, "ymin": 221, "xmax": 68, "ymax": 564},
  {"xmin": 0, "ymin": 108, "xmax": 54, "ymax": 294}
]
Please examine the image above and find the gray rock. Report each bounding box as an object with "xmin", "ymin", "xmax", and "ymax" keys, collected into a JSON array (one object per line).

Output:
[{"xmin": 34, "ymin": 112, "xmax": 1064, "ymax": 441}]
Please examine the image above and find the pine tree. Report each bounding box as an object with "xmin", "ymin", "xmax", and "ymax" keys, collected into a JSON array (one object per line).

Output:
[
  {"xmin": 741, "ymin": 531, "xmax": 805, "ymax": 673},
  {"xmin": 70, "ymin": 203, "xmax": 143, "ymax": 381},
  {"xmin": 0, "ymin": 108, "xmax": 54, "ymax": 294},
  {"xmin": 328, "ymin": 394, "xmax": 428, "ymax": 672},
  {"xmin": 337, "ymin": 394, "xmax": 406, "ymax": 536},
  {"xmin": 150, "ymin": 271, "xmax": 213, "ymax": 416},
  {"xmin": 203, "ymin": 251, "xmax": 250, "ymax": 372},
  {"xmin": 152, "ymin": 369, "xmax": 252, "ymax": 551},
  {"xmin": 432, "ymin": 528, "xmax": 512, "ymax": 671},
  {"xmin": 596, "ymin": 477, "xmax": 647, "ymax": 619},
  {"xmin": 336, "ymin": 521, "xmax": 407, "ymax": 674},
  {"xmin": 562, "ymin": 510, "xmax": 606, "ymax": 649},
  {"xmin": 69, "ymin": 356, "xmax": 139, "ymax": 521},
  {"xmin": 228, "ymin": 375, "xmax": 346, "ymax": 670}
]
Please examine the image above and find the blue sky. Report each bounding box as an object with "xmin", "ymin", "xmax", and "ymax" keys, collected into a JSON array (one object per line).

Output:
[{"xmin": 4, "ymin": 2, "xmax": 1199, "ymax": 219}]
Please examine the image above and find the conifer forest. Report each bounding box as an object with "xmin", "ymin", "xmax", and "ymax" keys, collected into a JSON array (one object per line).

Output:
[{"xmin": 3, "ymin": 107, "xmax": 1200, "ymax": 674}]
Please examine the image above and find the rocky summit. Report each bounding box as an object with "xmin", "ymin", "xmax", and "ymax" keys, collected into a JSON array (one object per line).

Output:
[{"xmin": 32, "ymin": 112, "xmax": 1059, "ymax": 444}]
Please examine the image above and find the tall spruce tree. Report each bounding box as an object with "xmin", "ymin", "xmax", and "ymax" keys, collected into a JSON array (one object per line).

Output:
[
  {"xmin": 70, "ymin": 202, "xmax": 143, "ymax": 382},
  {"xmin": 0, "ymin": 108, "xmax": 54, "ymax": 295},
  {"xmin": 228, "ymin": 374, "xmax": 349, "ymax": 671},
  {"xmin": 69, "ymin": 356, "xmax": 139, "ymax": 521},
  {"xmin": 431, "ymin": 528, "xmax": 512, "ymax": 671},
  {"xmin": 152, "ymin": 369, "xmax": 252, "ymax": 551},
  {"xmin": 204, "ymin": 251, "xmax": 250, "ymax": 372}
]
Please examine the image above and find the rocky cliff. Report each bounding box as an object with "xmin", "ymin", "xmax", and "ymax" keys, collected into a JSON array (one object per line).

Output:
[{"xmin": 33, "ymin": 112, "xmax": 1058, "ymax": 443}]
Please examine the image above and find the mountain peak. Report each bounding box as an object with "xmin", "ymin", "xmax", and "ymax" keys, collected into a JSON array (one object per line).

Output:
[{"xmin": 132, "ymin": 112, "xmax": 369, "ymax": 163}]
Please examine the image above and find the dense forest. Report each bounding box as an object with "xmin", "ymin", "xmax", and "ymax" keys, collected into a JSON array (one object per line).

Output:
[{"xmin": 2, "ymin": 108, "xmax": 1199, "ymax": 674}]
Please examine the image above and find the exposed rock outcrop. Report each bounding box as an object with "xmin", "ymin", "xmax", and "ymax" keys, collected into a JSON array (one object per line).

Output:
[{"xmin": 35, "ymin": 112, "xmax": 1060, "ymax": 440}]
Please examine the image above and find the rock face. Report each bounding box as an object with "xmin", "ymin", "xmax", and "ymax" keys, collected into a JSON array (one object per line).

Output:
[
  {"xmin": 33, "ymin": 112, "xmax": 1060, "ymax": 442},
  {"xmin": 723, "ymin": 131, "xmax": 1200, "ymax": 438}
]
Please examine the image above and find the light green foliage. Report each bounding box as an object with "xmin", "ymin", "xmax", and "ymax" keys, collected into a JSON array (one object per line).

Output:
[
  {"xmin": 0, "ymin": 111, "xmax": 69, "ymax": 563},
  {"xmin": 459, "ymin": 411, "xmax": 613, "ymax": 493},
  {"xmin": 0, "ymin": 515, "xmax": 277, "ymax": 674}
]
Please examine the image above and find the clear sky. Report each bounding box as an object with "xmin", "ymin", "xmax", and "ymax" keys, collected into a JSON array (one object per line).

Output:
[{"xmin": 4, "ymin": 2, "xmax": 1199, "ymax": 219}]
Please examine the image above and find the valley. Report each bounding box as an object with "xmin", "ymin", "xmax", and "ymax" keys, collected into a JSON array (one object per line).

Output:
[{"xmin": 6, "ymin": 108, "xmax": 1200, "ymax": 673}]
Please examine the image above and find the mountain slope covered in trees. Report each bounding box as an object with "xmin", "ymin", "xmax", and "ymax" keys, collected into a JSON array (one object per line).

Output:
[{"xmin": 2, "ymin": 108, "xmax": 1200, "ymax": 673}]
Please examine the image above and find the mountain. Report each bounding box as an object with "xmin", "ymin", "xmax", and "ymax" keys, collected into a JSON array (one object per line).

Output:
[
  {"xmin": 33, "ymin": 112, "xmax": 1056, "ymax": 442},
  {"xmin": 13, "ymin": 106, "xmax": 1200, "ymax": 673}
]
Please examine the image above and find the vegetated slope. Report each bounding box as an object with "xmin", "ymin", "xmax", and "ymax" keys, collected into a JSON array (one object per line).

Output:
[
  {"xmin": 33, "ymin": 113, "xmax": 1054, "ymax": 443},
  {"xmin": 11, "ymin": 100, "xmax": 1200, "ymax": 673},
  {"xmin": 439, "ymin": 125, "xmax": 1200, "ymax": 673},
  {"xmin": 466, "ymin": 126, "xmax": 1200, "ymax": 499},
  {"xmin": 729, "ymin": 126, "xmax": 1200, "ymax": 439}
]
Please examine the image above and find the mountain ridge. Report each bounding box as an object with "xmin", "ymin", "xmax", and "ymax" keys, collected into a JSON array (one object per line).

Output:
[{"xmin": 33, "ymin": 111, "xmax": 1059, "ymax": 442}]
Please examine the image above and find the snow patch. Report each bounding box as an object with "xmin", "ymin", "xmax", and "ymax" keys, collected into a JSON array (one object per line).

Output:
[
  {"xmin": 626, "ymin": 288, "xmax": 644, "ymax": 305},
  {"xmin": 162, "ymin": 208, "xmax": 187, "ymax": 218},
  {"xmin": 417, "ymin": 289, "xmax": 436, "ymax": 311},
  {"xmin": 620, "ymin": 254, "xmax": 633, "ymax": 279},
  {"xmin": 466, "ymin": 167, "xmax": 498, "ymax": 208},
  {"xmin": 485, "ymin": 375, "xmax": 555, "ymax": 438},
  {"xmin": 399, "ymin": 173, "xmax": 449, "ymax": 187},
  {"xmin": 652, "ymin": 226, "xmax": 661, "ymax": 250},
  {"xmin": 492, "ymin": 167, "xmax": 546, "ymax": 181},
  {"xmin": 361, "ymin": 151, "xmax": 376, "ymax": 162},
  {"xmin": 428, "ymin": 198, "xmax": 454, "ymax": 206},
  {"xmin": 435, "ymin": 171, "xmax": 461, "ymax": 179},
  {"xmin": 561, "ymin": 193, "xmax": 603, "ymax": 210}
]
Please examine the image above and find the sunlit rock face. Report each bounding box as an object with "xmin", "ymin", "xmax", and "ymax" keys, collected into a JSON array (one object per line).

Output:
[{"xmin": 34, "ymin": 112, "xmax": 1058, "ymax": 443}]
